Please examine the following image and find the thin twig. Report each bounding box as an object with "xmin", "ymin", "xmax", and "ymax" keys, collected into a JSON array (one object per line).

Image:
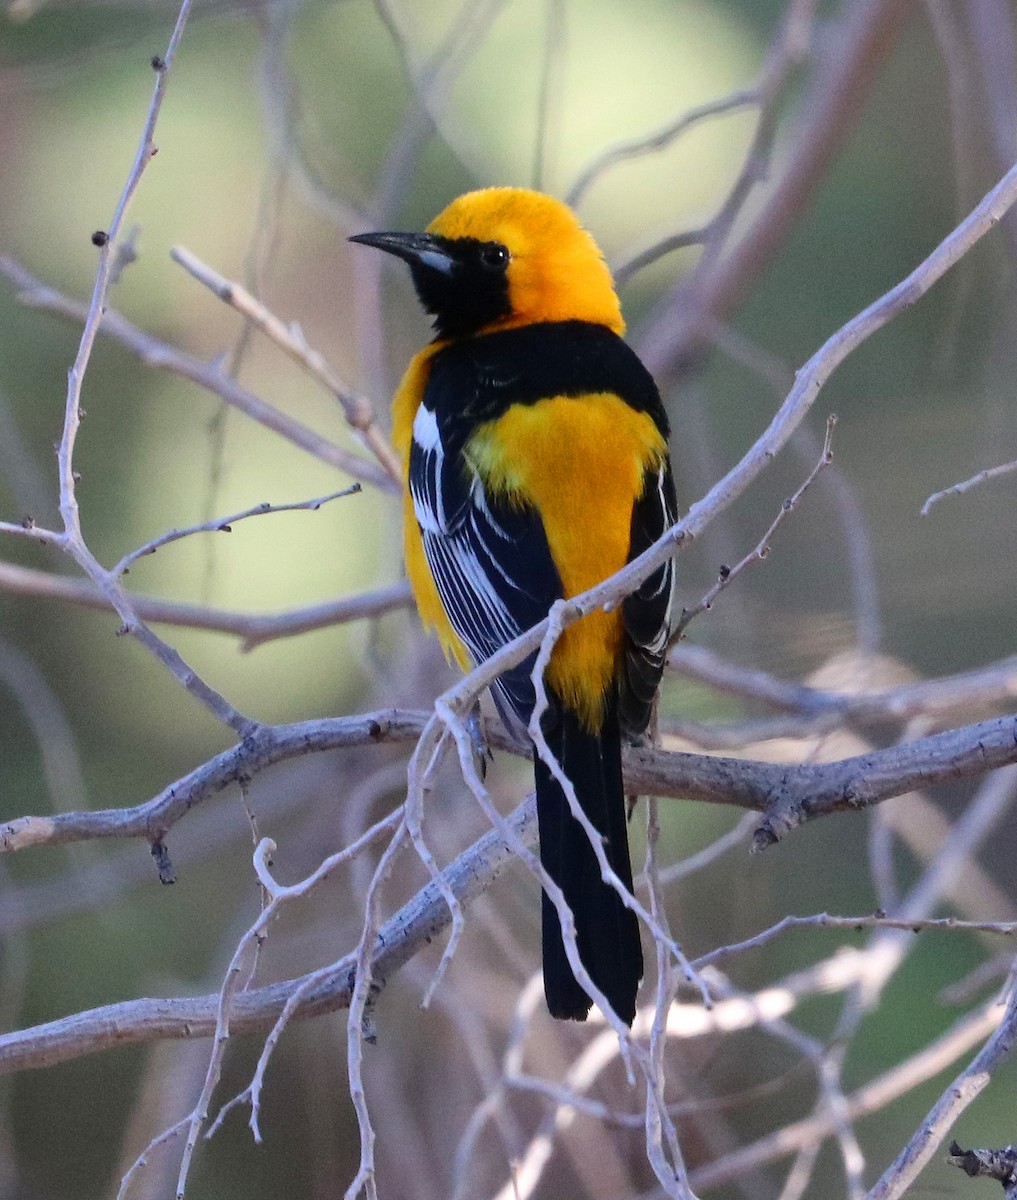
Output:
[
  {"xmin": 648, "ymin": 812, "xmax": 756, "ymax": 888},
  {"xmin": 695, "ymin": 914, "xmax": 1017, "ymax": 974},
  {"xmin": 0, "ymin": 710, "xmax": 437, "ymax": 855},
  {"xmin": 343, "ymin": 819, "xmax": 410, "ymax": 1200},
  {"xmin": 26, "ymin": 0, "xmax": 261, "ymax": 740},
  {"xmin": 111, "ymin": 485, "xmax": 362, "ymax": 578},
  {"xmin": 643, "ymin": 795, "xmax": 696, "ymax": 1199},
  {"xmin": 921, "ymin": 457, "xmax": 1017, "ymax": 515},
  {"xmin": 708, "ymin": 321, "xmax": 882, "ymax": 653},
  {"xmin": 0, "ymin": 887, "xmax": 1004, "ymax": 1086},
  {"xmin": 116, "ymin": 1116, "xmax": 190, "ymax": 1200},
  {"xmin": 674, "ymin": 414, "xmax": 835, "ymax": 641},
  {"xmin": 524, "ymin": 602, "xmax": 707, "ymax": 1015},
  {"xmin": 567, "ymin": 89, "xmax": 761, "ymax": 211},
  {"xmin": 206, "ymin": 813, "xmax": 402, "ymax": 1144},
  {"xmin": 0, "ymin": 517, "xmax": 60, "ymax": 544},
  {"xmin": 532, "ymin": 0, "xmax": 566, "ymax": 192},
  {"xmin": 403, "ymin": 699, "xmax": 467, "ymax": 1010}
]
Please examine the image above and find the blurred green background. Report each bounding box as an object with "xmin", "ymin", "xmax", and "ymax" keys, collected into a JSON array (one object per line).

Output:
[{"xmin": 2, "ymin": 1, "xmax": 1017, "ymax": 1197}]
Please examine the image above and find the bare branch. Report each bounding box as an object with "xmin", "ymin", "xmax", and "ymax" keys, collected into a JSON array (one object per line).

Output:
[
  {"xmin": 0, "ymin": 559, "xmax": 411, "ymax": 646},
  {"xmin": 650, "ymin": 811, "xmax": 756, "ymax": 888},
  {"xmin": 3, "ymin": 727, "xmax": 1016, "ymax": 1085},
  {"xmin": 0, "ymin": 710, "xmax": 435, "ymax": 854},
  {"xmin": 629, "ymin": 712, "xmax": 1017, "ymax": 844},
  {"xmin": 611, "ymin": 227, "xmax": 710, "ymax": 288},
  {"xmin": 677, "ymin": 156, "xmax": 1017, "ymax": 551},
  {"xmin": 697, "ymin": 914, "xmax": 1017, "ymax": 972},
  {"xmin": 665, "ymin": 648, "xmax": 1017, "ymax": 785},
  {"xmin": 0, "ymin": 800, "xmax": 534, "ymax": 1075},
  {"xmin": 707, "ymin": 322, "xmax": 882, "ymax": 652},
  {"xmin": 57, "ymin": 6, "xmax": 191, "ymax": 545},
  {"xmin": 3, "ymin": 704, "xmax": 1017, "ymax": 860},
  {"xmin": 532, "ymin": 0, "xmax": 566, "ymax": 193},
  {"xmin": 170, "ymin": 245, "xmax": 402, "ymax": 484},
  {"xmin": 0, "ymin": 257, "xmax": 395, "ymax": 492},
  {"xmin": 0, "ymin": 512, "xmax": 61, "ymax": 543},
  {"xmin": 638, "ymin": 0, "xmax": 915, "ymax": 379},
  {"xmin": 370, "ymin": 0, "xmax": 508, "ymax": 224},
  {"xmin": 12, "ymin": 0, "xmax": 268, "ymax": 742},
  {"xmin": 668, "ymin": 644, "xmax": 1017, "ymax": 728}
]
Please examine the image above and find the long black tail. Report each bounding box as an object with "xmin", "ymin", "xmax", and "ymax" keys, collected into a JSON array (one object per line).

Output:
[{"xmin": 534, "ymin": 691, "xmax": 643, "ymax": 1024}]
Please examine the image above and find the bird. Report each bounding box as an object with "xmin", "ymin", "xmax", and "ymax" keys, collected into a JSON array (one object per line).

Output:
[{"xmin": 350, "ymin": 187, "xmax": 677, "ymax": 1025}]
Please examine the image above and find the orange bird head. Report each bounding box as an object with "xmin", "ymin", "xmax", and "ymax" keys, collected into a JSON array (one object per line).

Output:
[{"xmin": 349, "ymin": 187, "xmax": 624, "ymax": 341}]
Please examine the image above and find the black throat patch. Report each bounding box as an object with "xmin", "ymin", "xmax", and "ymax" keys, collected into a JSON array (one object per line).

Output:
[{"xmin": 409, "ymin": 236, "xmax": 512, "ymax": 339}]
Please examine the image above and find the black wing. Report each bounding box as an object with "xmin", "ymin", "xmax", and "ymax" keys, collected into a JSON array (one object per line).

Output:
[
  {"xmin": 408, "ymin": 400, "xmax": 562, "ymax": 729},
  {"xmin": 618, "ymin": 459, "xmax": 678, "ymax": 735}
]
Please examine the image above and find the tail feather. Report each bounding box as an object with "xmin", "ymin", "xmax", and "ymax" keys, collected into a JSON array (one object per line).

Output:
[{"xmin": 535, "ymin": 693, "xmax": 643, "ymax": 1024}]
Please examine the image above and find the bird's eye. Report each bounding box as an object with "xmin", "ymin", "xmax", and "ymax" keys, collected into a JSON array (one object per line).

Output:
[{"xmin": 480, "ymin": 243, "xmax": 509, "ymax": 271}]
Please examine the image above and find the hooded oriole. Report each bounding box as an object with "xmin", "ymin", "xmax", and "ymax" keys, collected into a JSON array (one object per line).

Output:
[{"xmin": 351, "ymin": 188, "xmax": 676, "ymax": 1025}]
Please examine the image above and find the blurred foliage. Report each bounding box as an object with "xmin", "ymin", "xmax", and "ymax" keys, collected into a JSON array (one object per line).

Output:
[{"xmin": 1, "ymin": 2, "xmax": 1016, "ymax": 1198}]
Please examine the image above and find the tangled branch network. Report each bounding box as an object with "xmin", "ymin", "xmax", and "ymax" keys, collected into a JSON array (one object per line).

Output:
[{"xmin": 3, "ymin": 2, "xmax": 1017, "ymax": 1199}]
